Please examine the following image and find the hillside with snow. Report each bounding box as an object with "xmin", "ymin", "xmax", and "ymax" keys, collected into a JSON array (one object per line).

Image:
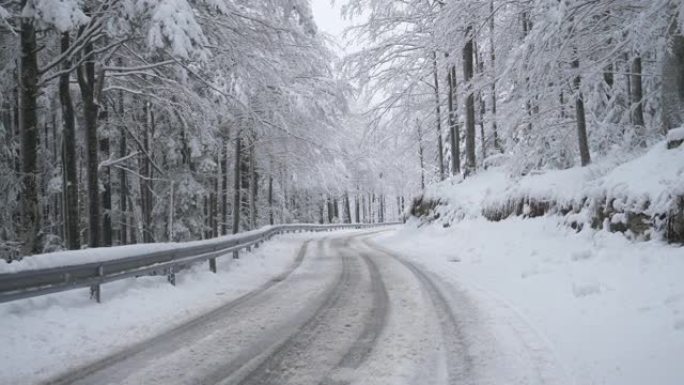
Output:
[{"xmin": 411, "ymin": 139, "xmax": 684, "ymax": 243}]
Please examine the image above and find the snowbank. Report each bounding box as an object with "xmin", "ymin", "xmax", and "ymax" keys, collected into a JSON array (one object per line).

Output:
[
  {"xmin": 412, "ymin": 140, "xmax": 684, "ymax": 242},
  {"xmin": 375, "ymin": 219, "xmax": 684, "ymax": 385}
]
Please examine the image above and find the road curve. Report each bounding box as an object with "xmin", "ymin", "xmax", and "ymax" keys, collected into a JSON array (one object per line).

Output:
[{"xmin": 42, "ymin": 231, "xmax": 483, "ymax": 385}]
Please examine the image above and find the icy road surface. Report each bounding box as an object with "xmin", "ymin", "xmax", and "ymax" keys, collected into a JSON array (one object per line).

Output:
[{"xmin": 40, "ymin": 232, "xmax": 562, "ymax": 385}]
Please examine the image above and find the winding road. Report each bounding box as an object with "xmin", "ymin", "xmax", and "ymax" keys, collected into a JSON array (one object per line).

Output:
[{"xmin": 43, "ymin": 232, "xmax": 479, "ymax": 385}]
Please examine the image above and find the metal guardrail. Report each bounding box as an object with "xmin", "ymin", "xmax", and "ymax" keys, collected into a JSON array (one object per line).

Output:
[{"xmin": 0, "ymin": 223, "xmax": 398, "ymax": 304}]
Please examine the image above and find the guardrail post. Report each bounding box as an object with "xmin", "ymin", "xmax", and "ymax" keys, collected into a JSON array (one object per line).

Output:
[
  {"xmin": 90, "ymin": 264, "xmax": 104, "ymax": 303},
  {"xmin": 167, "ymin": 265, "xmax": 176, "ymax": 286},
  {"xmin": 209, "ymin": 258, "xmax": 217, "ymax": 273},
  {"xmin": 233, "ymin": 250, "xmax": 239, "ymax": 259}
]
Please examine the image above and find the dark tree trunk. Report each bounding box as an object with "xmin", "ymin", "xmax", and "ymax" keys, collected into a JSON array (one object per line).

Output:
[
  {"xmin": 474, "ymin": 45, "xmax": 487, "ymax": 163},
  {"xmin": 327, "ymin": 197, "xmax": 334, "ymax": 223},
  {"xmin": 248, "ymin": 140, "xmax": 257, "ymax": 230},
  {"xmin": 361, "ymin": 194, "xmax": 367, "ymax": 223},
  {"xmin": 417, "ymin": 120, "xmax": 426, "ymax": 191},
  {"xmin": 118, "ymin": 89, "xmax": 128, "ymax": 245},
  {"xmin": 128, "ymin": 195, "xmax": 137, "ymax": 244},
  {"xmin": 572, "ymin": 55, "xmax": 591, "ymax": 166},
  {"xmin": 232, "ymin": 134, "xmax": 241, "ymax": 235},
  {"xmin": 432, "ymin": 51, "xmax": 445, "ymax": 180},
  {"xmin": 343, "ymin": 192, "xmax": 351, "ymax": 224},
  {"xmin": 378, "ymin": 195, "xmax": 384, "ymax": 223},
  {"xmin": 490, "ymin": 0, "xmax": 501, "ymax": 153},
  {"xmin": 268, "ymin": 174, "xmax": 274, "ymax": 225},
  {"xmin": 211, "ymin": 169, "xmax": 218, "ymax": 237},
  {"xmin": 239, "ymin": 137, "xmax": 250, "ymax": 229},
  {"xmin": 631, "ymin": 55, "xmax": 646, "ymax": 144},
  {"xmin": 140, "ymin": 102, "xmax": 152, "ymax": 243},
  {"xmin": 76, "ymin": 31, "xmax": 100, "ymax": 247},
  {"xmin": 59, "ymin": 32, "xmax": 80, "ymax": 250},
  {"xmin": 138, "ymin": 103, "xmax": 153, "ymax": 243},
  {"xmin": 463, "ymin": 26, "xmax": 477, "ymax": 175},
  {"xmin": 522, "ymin": 12, "xmax": 533, "ymax": 133},
  {"xmin": 662, "ymin": 31, "xmax": 684, "ymax": 132},
  {"xmin": 203, "ymin": 196, "xmax": 208, "ymax": 239},
  {"xmin": 354, "ymin": 189, "xmax": 360, "ymax": 223},
  {"xmin": 100, "ymin": 126, "xmax": 112, "ymax": 246},
  {"xmin": 221, "ymin": 140, "xmax": 229, "ymax": 234},
  {"xmin": 19, "ymin": 5, "xmax": 41, "ymax": 255},
  {"xmin": 447, "ymin": 65, "xmax": 460, "ymax": 175},
  {"xmin": 318, "ymin": 200, "xmax": 324, "ymax": 224}
]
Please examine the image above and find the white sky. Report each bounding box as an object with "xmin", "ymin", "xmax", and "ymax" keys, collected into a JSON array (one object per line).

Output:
[{"xmin": 311, "ymin": 1, "xmax": 347, "ymax": 39}]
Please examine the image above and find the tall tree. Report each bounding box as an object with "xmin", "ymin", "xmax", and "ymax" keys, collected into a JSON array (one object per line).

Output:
[
  {"xmin": 432, "ymin": 51, "xmax": 445, "ymax": 180},
  {"xmin": 463, "ymin": 26, "xmax": 477, "ymax": 174},
  {"xmin": 18, "ymin": 0, "xmax": 41, "ymax": 254},
  {"xmin": 59, "ymin": 32, "xmax": 80, "ymax": 250},
  {"xmin": 76, "ymin": 23, "xmax": 100, "ymax": 247}
]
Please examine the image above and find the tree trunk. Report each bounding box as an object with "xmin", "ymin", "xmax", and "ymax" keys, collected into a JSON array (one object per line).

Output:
[
  {"xmin": 221, "ymin": 139, "xmax": 229, "ymax": 234},
  {"xmin": 417, "ymin": 119, "xmax": 426, "ymax": 191},
  {"xmin": 378, "ymin": 195, "xmax": 383, "ymax": 223},
  {"xmin": 76, "ymin": 29, "xmax": 100, "ymax": 248},
  {"xmin": 327, "ymin": 197, "xmax": 334, "ymax": 223},
  {"xmin": 59, "ymin": 32, "xmax": 80, "ymax": 250},
  {"xmin": 118, "ymin": 89, "xmax": 128, "ymax": 245},
  {"xmin": 354, "ymin": 189, "xmax": 360, "ymax": 223},
  {"xmin": 463, "ymin": 27, "xmax": 477, "ymax": 175},
  {"xmin": 138, "ymin": 103, "xmax": 153, "ymax": 242},
  {"xmin": 318, "ymin": 200, "xmax": 324, "ymax": 224},
  {"xmin": 213, "ymin": 169, "xmax": 219, "ymax": 237},
  {"xmin": 19, "ymin": 5, "xmax": 41, "ymax": 255},
  {"xmin": 629, "ymin": 55, "xmax": 645, "ymax": 146},
  {"xmin": 248, "ymin": 140, "xmax": 257, "ymax": 230},
  {"xmin": 432, "ymin": 51, "xmax": 445, "ymax": 180},
  {"xmin": 662, "ymin": 31, "xmax": 684, "ymax": 132},
  {"xmin": 490, "ymin": 0, "xmax": 501, "ymax": 153},
  {"xmin": 232, "ymin": 134, "xmax": 241, "ymax": 235},
  {"xmin": 572, "ymin": 55, "xmax": 591, "ymax": 166},
  {"xmin": 100, "ymin": 128, "xmax": 112, "ymax": 246},
  {"xmin": 447, "ymin": 65, "xmax": 460, "ymax": 175},
  {"xmin": 343, "ymin": 192, "xmax": 351, "ymax": 224},
  {"xmin": 361, "ymin": 194, "xmax": 367, "ymax": 223},
  {"xmin": 474, "ymin": 45, "xmax": 487, "ymax": 163},
  {"xmin": 268, "ymin": 175, "xmax": 274, "ymax": 225},
  {"xmin": 522, "ymin": 12, "xmax": 533, "ymax": 133}
]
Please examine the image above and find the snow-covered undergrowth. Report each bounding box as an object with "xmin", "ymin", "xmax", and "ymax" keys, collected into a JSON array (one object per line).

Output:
[
  {"xmin": 0, "ymin": 233, "xmax": 317, "ymax": 384},
  {"xmin": 376, "ymin": 219, "xmax": 684, "ymax": 385},
  {"xmin": 412, "ymin": 141, "xmax": 684, "ymax": 242}
]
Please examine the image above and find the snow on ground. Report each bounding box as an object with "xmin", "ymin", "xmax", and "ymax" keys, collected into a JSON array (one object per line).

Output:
[
  {"xmin": 0, "ymin": 232, "xmax": 324, "ymax": 384},
  {"xmin": 375, "ymin": 218, "xmax": 684, "ymax": 385}
]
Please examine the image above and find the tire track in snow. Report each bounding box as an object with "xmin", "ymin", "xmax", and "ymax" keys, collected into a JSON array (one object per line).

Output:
[
  {"xmin": 319, "ymin": 242, "xmax": 390, "ymax": 385},
  {"xmin": 360, "ymin": 237, "xmax": 474, "ymax": 385},
  {"xmin": 234, "ymin": 235, "xmax": 390, "ymax": 385}
]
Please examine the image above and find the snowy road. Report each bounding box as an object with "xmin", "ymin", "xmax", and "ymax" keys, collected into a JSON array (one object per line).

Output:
[{"xmin": 40, "ymin": 231, "xmax": 501, "ymax": 385}]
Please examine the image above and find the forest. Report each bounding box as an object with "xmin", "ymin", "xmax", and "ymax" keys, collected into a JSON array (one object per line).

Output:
[{"xmin": 1, "ymin": 0, "xmax": 683, "ymax": 256}]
